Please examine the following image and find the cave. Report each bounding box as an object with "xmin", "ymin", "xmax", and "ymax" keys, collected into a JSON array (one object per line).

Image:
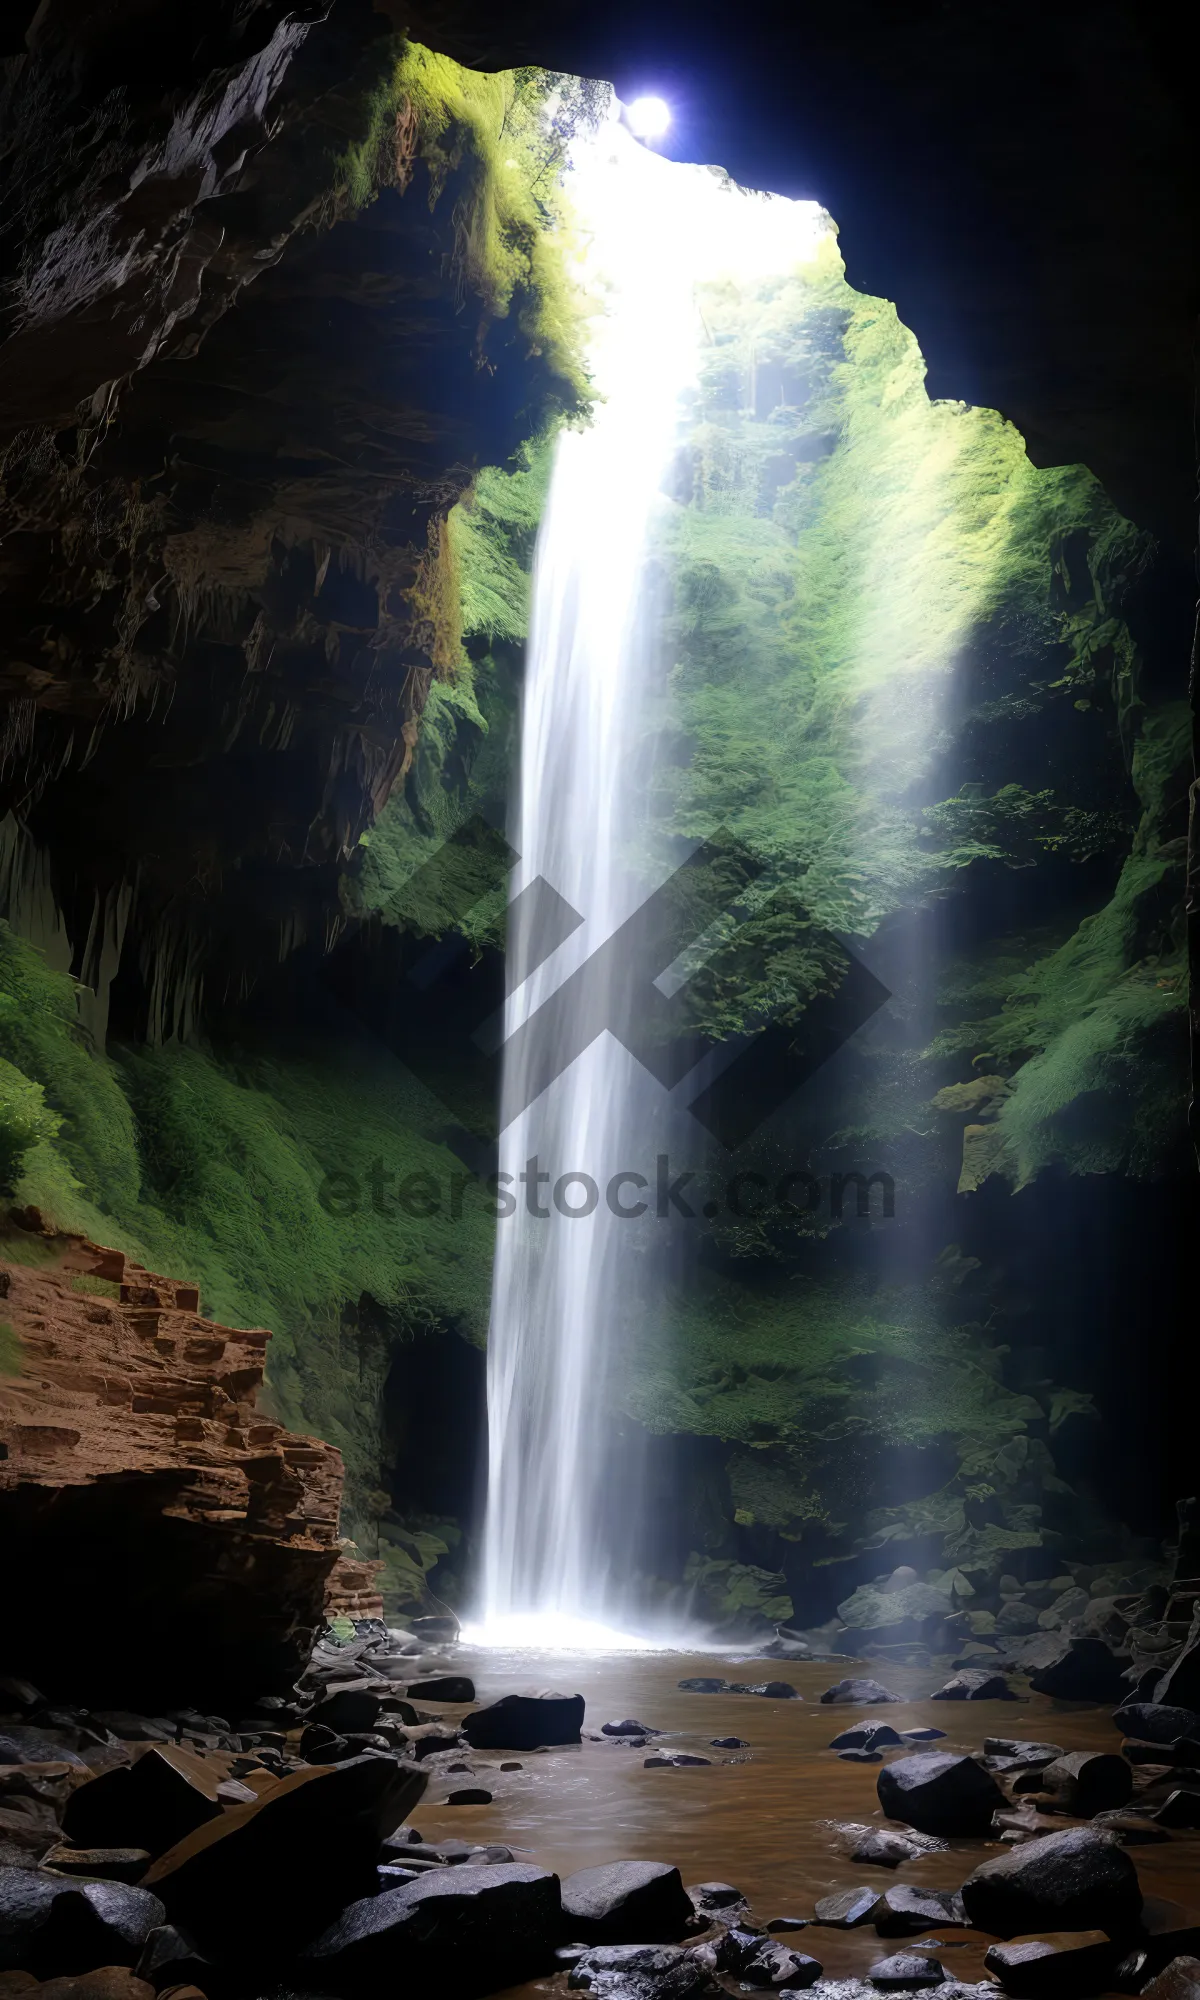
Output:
[{"xmin": 0, "ymin": 2, "xmax": 1197, "ymax": 1992}]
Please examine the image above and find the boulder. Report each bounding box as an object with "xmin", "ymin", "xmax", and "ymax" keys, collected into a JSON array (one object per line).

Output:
[
  {"xmin": 602, "ymin": 1721, "xmax": 660, "ymax": 1738},
  {"xmin": 930, "ymin": 1670, "xmax": 1014, "ymax": 1701},
  {"xmin": 62, "ymin": 1749, "xmax": 222, "ymax": 1859},
  {"xmin": 307, "ymin": 1689, "xmax": 382, "ymax": 1735},
  {"xmin": 406, "ymin": 1678, "xmax": 475, "ymax": 1704},
  {"xmin": 982, "ymin": 1931, "xmax": 1120, "ymax": 1997},
  {"xmin": 1037, "ymin": 1588, "xmax": 1091, "ymax": 1630},
  {"xmin": 1114, "ymin": 1703, "xmax": 1200, "ymax": 1745},
  {"xmin": 868, "ymin": 1951, "xmax": 946, "ymax": 1988},
  {"xmin": 995, "ymin": 1603, "xmax": 1041, "ymax": 1636},
  {"xmin": 568, "ymin": 1941, "xmax": 711, "ymax": 2000},
  {"xmin": 677, "ymin": 1680, "xmax": 726, "ymax": 1694},
  {"xmin": 959, "ymin": 1828, "xmax": 1143, "ymax": 1937},
  {"xmin": 0, "ymin": 1867, "xmax": 165, "ymax": 1977},
  {"xmin": 462, "ymin": 1694, "xmax": 583, "ymax": 1750},
  {"xmin": 741, "ymin": 1942, "xmax": 821, "ymax": 1986},
  {"xmin": 982, "ymin": 1740, "xmax": 1063, "ymax": 1772},
  {"xmin": 1031, "ymin": 1751, "xmax": 1133, "ymax": 1815},
  {"xmin": 874, "ymin": 1887, "xmax": 969, "ymax": 1935},
  {"xmin": 814, "ymin": 1887, "xmax": 881, "ymax": 1927},
  {"xmin": 1026, "ymin": 1638, "xmax": 1127, "ymax": 1702},
  {"xmin": 1141, "ymin": 1962, "xmax": 1200, "ymax": 2000},
  {"xmin": 685, "ymin": 1882, "xmax": 747, "ymax": 1918},
  {"xmin": 134, "ymin": 1922, "xmax": 218, "ymax": 1995},
  {"xmin": 876, "ymin": 1754, "xmax": 1005, "ymax": 1837},
  {"xmin": 142, "ymin": 1753, "xmax": 425, "ymax": 1961},
  {"xmin": 831, "ymin": 1725, "xmax": 903, "ymax": 1751},
  {"xmin": 561, "ymin": 1862, "xmax": 694, "ymax": 1944},
  {"xmin": 304, "ymin": 1863, "xmax": 562, "ymax": 1995},
  {"xmin": 820, "ymin": 1680, "xmax": 902, "ymax": 1706}
]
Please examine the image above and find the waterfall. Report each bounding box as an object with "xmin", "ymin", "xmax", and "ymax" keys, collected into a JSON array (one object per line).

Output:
[{"xmin": 475, "ymin": 115, "xmax": 826, "ymax": 1647}]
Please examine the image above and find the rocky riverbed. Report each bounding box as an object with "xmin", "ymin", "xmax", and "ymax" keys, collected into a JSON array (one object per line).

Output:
[{"xmin": 4, "ymin": 1622, "xmax": 1200, "ymax": 2000}]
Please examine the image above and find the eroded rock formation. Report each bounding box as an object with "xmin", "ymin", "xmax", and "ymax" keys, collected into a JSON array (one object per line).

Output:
[{"xmin": 0, "ymin": 1226, "xmax": 352, "ymax": 1709}]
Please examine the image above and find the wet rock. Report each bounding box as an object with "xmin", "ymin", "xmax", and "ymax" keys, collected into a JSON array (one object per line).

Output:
[
  {"xmin": 877, "ymin": 1754, "xmax": 1005, "ymax": 1837},
  {"xmin": 62, "ymin": 1749, "xmax": 222, "ymax": 1859},
  {"xmin": 143, "ymin": 1753, "xmax": 425, "ymax": 1961},
  {"xmin": 462, "ymin": 1693, "xmax": 583, "ymax": 1750},
  {"xmin": 568, "ymin": 1942, "xmax": 711, "ymax": 2000},
  {"xmin": 133, "ymin": 1923, "xmax": 216, "ymax": 1995},
  {"xmin": 868, "ymin": 1950, "xmax": 946, "ymax": 1988},
  {"xmin": 820, "ymin": 1681, "xmax": 902, "ymax": 1706},
  {"xmin": 741, "ymin": 1943, "xmax": 821, "ymax": 1987},
  {"xmin": 982, "ymin": 1930, "xmax": 1120, "ymax": 1997},
  {"xmin": 766, "ymin": 1917, "xmax": 809, "ymax": 1932},
  {"xmin": 0, "ymin": 1867, "xmax": 165, "ymax": 1976},
  {"xmin": 562, "ymin": 1862, "xmax": 694, "ymax": 1944},
  {"xmin": 824, "ymin": 1824, "xmax": 948, "ymax": 1870},
  {"xmin": 900, "ymin": 1729, "xmax": 946, "ymax": 1742},
  {"xmin": 686, "ymin": 1882, "xmax": 747, "ymax": 1918},
  {"xmin": 931, "ymin": 1670, "xmax": 1014, "ymax": 1701},
  {"xmin": 306, "ymin": 1863, "xmax": 562, "ymax": 1994},
  {"xmin": 1140, "ymin": 1962, "xmax": 1200, "ymax": 2000},
  {"xmin": 0, "ymin": 1734, "xmax": 88, "ymax": 1770},
  {"xmin": 41, "ymin": 1850, "xmax": 150, "ymax": 1886},
  {"xmin": 726, "ymin": 1683, "xmax": 799, "ymax": 1700},
  {"xmin": 831, "ymin": 1725, "xmax": 903, "ymax": 1751},
  {"xmin": 1154, "ymin": 1791, "xmax": 1200, "ymax": 1828},
  {"xmin": 874, "ymin": 1888, "xmax": 969, "ymax": 1936},
  {"xmin": 406, "ymin": 1678, "xmax": 475, "ymax": 1704},
  {"xmin": 1122, "ymin": 1737, "xmax": 1200, "ymax": 1766},
  {"xmin": 814, "ymin": 1887, "xmax": 882, "ymax": 1928},
  {"xmin": 840, "ymin": 1749, "xmax": 882, "ymax": 1763},
  {"xmin": 710, "ymin": 1738, "xmax": 748, "ymax": 1749},
  {"xmin": 995, "ymin": 1604, "xmax": 1040, "ymax": 1636},
  {"xmin": 1025, "ymin": 1638, "xmax": 1128, "ymax": 1702},
  {"xmin": 88, "ymin": 1718, "xmax": 170, "ymax": 1746},
  {"xmin": 308, "ymin": 1689, "xmax": 382, "ymax": 1735},
  {"xmin": 1114, "ymin": 1703, "xmax": 1200, "ymax": 1745},
  {"xmin": 959, "ymin": 1827, "xmax": 1143, "ymax": 1937},
  {"xmin": 1031, "ymin": 1751, "xmax": 1133, "ymax": 1815},
  {"xmin": 644, "ymin": 1754, "xmax": 711, "ymax": 1769},
  {"xmin": 602, "ymin": 1721, "xmax": 660, "ymax": 1738},
  {"xmin": 1090, "ymin": 1808, "xmax": 1170, "ymax": 1843},
  {"xmin": 982, "ymin": 1739, "xmax": 1063, "ymax": 1772},
  {"xmin": 446, "ymin": 1788, "xmax": 492, "ymax": 1805},
  {"xmin": 677, "ymin": 1680, "xmax": 726, "ymax": 1694}
]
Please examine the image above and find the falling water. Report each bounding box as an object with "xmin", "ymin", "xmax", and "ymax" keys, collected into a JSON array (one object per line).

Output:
[{"xmin": 475, "ymin": 113, "xmax": 827, "ymax": 1647}]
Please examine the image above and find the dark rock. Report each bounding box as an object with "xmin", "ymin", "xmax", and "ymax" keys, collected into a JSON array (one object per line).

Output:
[
  {"xmin": 742, "ymin": 1942, "xmax": 821, "ymax": 1986},
  {"xmin": 868, "ymin": 1950, "xmax": 946, "ymax": 1988},
  {"xmin": 983, "ymin": 1740, "xmax": 1063, "ymax": 1770},
  {"xmin": 1090, "ymin": 1809, "xmax": 1170, "ymax": 1843},
  {"xmin": 1123, "ymin": 1738, "xmax": 1200, "ymax": 1766},
  {"xmin": 134, "ymin": 1923, "xmax": 216, "ymax": 1995},
  {"xmin": 1026, "ymin": 1638, "xmax": 1128, "ymax": 1702},
  {"xmin": 821, "ymin": 1680, "xmax": 902, "ymax": 1705},
  {"xmin": 0, "ymin": 1866, "xmax": 165, "ymax": 1976},
  {"xmin": 89, "ymin": 1716, "xmax": 170, "ymax": 1745},
  {"xmin": 42, "ymin": 1849, "xmax": 151, "ymax": 1885},
  {"xmin": 0, "ymin": 1678, "xmax": 43, "ymax": 1712},
  {"xmin": 875, "ymin": 1888, "xmax": 970, "ymax": 1935},
  {"xmin": 766, "ymin": 1917, "xmax": 809, "ymax": 1932},
  {"xmin": 686, "ymin": 1882, "xmax": 747, "ymax": 1917},
  {"xmin": 814, "ymin": 1887, "xmax": 882, "ymax": 1927},
  {"xmin": 1139, "ymin": 1962, "xmax": 1200, "ymax": 2000},
  {"xmin": 712, "ymin": 1924, "xmax": 771, "ymax": 1972},
  {"xmin": 563, "ymin": 1862, "xmax": 694, "ymax": 1944},
  {"xmin": 407, "ymin": 1616, "xmax": 461, "ymax": 1644},
  {"xmin": 877, "ymin": 1754, "xmax": 1005, "ymax": 1837},
  {"xmin": 831, "ymin": 1725, "xmax": 904, "ymax": 1750},
  {"xmin": 840, "ymin": 1749, "xmax": 883, "ymax": 1763},
  {"xmin": 1156, "ymin": 1638, "xmax": 1200, "ymax": 1711},
  {"xmin": 1125, "ymin": 1898, "xmax": 1200, "ymax": 1984},
  {"xmin": 959, "ymin": 1827, "xmax": 1143, "ymax": 1937},
  {"xmin": 407, "ymin": 1678, "xmax": 476, "ymax": 1703},
  {"xmin": 900, "ymin": 1729, "xmax": 946, "ymax": 1742},
  {"xmin": 62, "ymin": 1748, "xmax": 222, "ymax": 1858},
  {"xmin": 446, "ymin": 1788, "xmax": 493, "ymax": 1805},
  {"xmin": 305, "ymin": 1862, "xmax": 562, "ymax": 1995},
  {"xmin": 982, "ymin": 1930, "xmax": 1120, "ymax": 1997},
  {"xmin": 710, "ymin": 1737, "xmax": 748, "ymax": 1749},
  {"xmin": 931, "ymin": 1670, "xmax": 1014, "ymax": 1701},
  {"xmin": 677, "ymin": 1680, "xmax": 726, "ymax": 1693},
  {"xmin": 462, "ymin": 1693, "xmax": 583, "ymax": 1750},
  {"xmin": 1155, "ymin": 1791, "xmax": 1200, "ymax": 1828},
  {"xmin": 142, "ymin": 1753, "xmax": 425, "ymax": 1961},
  {"xmin": 995, "ymin": 1604, "xmax": 1041, "ymax": 1636},
  {"xmin": 569, "ymin": 1941, "xmax": 711, "ymax": 2000},
  {"xmin": 309, "ymin": 1689, "xmax": 382, "ymax": 1735},
  {"xmin": 603, "ymin": 1720, "xmax": 661, "ymax": 1737},
  {"xmin": 1114, "ymin": 1703, "xmax": 1200, "ymax": 1745},
  {"xmin": 0, "ymin": 1731, "xmax": 88, "ymax": 1769},
  {"xmin": 1032, "ymin": 1750, "xmax": 1133, "ymax": 1815}
]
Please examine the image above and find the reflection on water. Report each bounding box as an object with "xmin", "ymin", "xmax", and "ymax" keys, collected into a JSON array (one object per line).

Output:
[{"xmin": 410, "ymin": 1650, "xmax": 1200, "ymax": 1994}]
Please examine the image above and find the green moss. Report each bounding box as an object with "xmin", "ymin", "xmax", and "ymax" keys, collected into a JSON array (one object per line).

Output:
[{"xmin": 0, "ymin": 1318, "xmax": 20, "ymax": 1376}]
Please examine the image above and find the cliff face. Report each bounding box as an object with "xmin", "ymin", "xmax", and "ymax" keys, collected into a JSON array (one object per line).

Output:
[{"xmin": 0, "ymin": 1225, "xmax": 352, "ymax": 1709}]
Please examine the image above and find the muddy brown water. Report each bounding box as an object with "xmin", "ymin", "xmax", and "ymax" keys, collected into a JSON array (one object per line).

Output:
[{"xmin": 409, "ymin": 1648, "xmax": 1200, "ymax": 1995}]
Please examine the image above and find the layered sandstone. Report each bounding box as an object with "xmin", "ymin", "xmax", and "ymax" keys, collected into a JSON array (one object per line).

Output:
[{"xmin": 0, "ymin": 1225, "xmax": 356, "ymax": 1708}]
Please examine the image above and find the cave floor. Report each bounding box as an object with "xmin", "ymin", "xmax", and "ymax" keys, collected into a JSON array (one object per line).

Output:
[{"xmin": 412, "ymin": 1648, "xmax": 1199, "ymax": 1994}]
